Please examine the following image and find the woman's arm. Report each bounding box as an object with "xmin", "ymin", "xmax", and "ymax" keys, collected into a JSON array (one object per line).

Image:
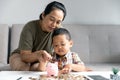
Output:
[{"xmin": 20, "ymin": 50, "xmax": 52, "ymax": 63}]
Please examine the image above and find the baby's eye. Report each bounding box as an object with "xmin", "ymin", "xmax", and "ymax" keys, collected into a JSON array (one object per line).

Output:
[
  {"xmin": 54, "ymin": 45, "xmax": 58, "ymax": 47},
  {"xmin": 61, "ymin": 44, "xmax": 65, "ymax": 46}
]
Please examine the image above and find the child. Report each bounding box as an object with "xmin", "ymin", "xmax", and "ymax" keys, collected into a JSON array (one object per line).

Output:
[{"xmin": 51, "ymin": 28, "xmax": 87, "ymax": 74}]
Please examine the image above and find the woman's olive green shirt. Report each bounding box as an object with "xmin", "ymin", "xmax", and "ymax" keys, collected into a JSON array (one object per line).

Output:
[{"xmin": 11, "ymin": 20, "xmax": 53, "ymax": 55}]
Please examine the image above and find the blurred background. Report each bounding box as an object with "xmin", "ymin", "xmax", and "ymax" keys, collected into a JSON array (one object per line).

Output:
[{"xmin": 0, "ymin": 0, "xmax": 120, "ymax": 26}]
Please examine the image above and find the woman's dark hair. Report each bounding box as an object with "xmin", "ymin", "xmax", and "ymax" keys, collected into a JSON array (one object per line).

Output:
[
  {"xmin": 52, "ymin": 28, "xmax": 71, "ymax": 41},
  {"xmin": 39, "ymin": 1, "xmax": 66, "ymax": 21}
]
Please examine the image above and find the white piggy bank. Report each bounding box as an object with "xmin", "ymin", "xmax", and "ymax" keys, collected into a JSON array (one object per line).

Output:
[{"xmin": 46, "ymin": 62, "xmax": 58, "ymax": 76}]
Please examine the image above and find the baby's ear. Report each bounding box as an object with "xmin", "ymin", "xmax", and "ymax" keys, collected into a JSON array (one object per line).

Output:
[{"xmin": 70, "ymin": 40, "xmax": 73, "ymax": 47}]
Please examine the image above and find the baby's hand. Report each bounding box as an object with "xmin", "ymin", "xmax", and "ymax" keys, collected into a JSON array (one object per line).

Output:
[{"xmin": 61, "ymin": 64, "xmax": 72, "ymax": 74}]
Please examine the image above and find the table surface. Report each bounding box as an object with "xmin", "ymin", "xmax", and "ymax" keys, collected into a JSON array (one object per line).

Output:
[{"xmin": 0, "ymin": 71, "xmax": 118, "ymax": 80}]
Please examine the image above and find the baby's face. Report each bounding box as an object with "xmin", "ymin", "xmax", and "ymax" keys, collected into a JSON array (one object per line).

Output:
[{"xmin": 52, "ymin": 34, "xmax": 73, "ymax": 56}]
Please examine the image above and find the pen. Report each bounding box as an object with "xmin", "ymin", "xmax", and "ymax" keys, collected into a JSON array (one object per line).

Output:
[{"xmin": 16, "ymin": 77, "xmax": 22, "ymax": 80}]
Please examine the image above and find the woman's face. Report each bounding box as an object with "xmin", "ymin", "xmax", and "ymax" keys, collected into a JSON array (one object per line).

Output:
[
  {"xmin": 41, "ymin": 9, "xmax": 64, "ymax": 32},
  {"xmin": 53, "ymin": 34, "xmax": 73, "ymax": 56}
]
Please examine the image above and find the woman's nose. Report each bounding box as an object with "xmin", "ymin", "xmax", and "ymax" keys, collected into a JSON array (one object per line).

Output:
[{"xmin": 52, "ymin": 22, "xmax": 57, "ymax": 28}]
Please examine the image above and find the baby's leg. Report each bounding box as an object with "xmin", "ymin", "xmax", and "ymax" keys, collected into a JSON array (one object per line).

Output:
[
  {"xmin": 31, "ymin": 61, "xmax": 48, "ymax": 71},
  {"xmin": 30, "ymin": 63, "xmax": 39, "ymax": 71},
  {"xmin": 30, "ymin": 57, "xmax": 48, "ymax": 71},
  {"xmin": 37, "ymin": 61, "xmax": 48, "ymax": 71},
  {"xmin": 9, "ymin": 53, "xmax": 30, "ymax": 71}
]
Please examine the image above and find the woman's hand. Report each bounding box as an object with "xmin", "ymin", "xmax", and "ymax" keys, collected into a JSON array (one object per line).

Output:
[
  {"xmin": 37, "ymin": 50, "xmax": 52, "ymax": 62},
  {"xmin": 37, "ymin": 50, "xmax": 52, "ymax": 71}
]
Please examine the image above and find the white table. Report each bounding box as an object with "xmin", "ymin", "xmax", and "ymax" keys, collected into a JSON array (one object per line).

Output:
[
  {"xmin": 0, "ymin": 71, "xmax": 118, "ymax": 80},
  {"xmin": 0, "ymin": 71, "xmax": 46, "ymax": 80}
]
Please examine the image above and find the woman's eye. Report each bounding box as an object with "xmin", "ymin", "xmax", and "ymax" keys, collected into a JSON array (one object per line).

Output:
[
  {"xmin": 56, "ymin": 21, "xmax": 61, "ymax": 25},
  {"xmin": 50, "ymin": 18, "xmax": 55, "ymax": 21}
]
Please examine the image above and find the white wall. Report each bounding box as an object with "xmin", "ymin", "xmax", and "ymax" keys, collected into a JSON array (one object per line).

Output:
[{"xmin": 0, "ymin": 0, "xmax": 120, "ymax": 25}]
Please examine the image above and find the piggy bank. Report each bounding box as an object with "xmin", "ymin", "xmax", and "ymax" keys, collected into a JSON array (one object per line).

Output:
[{"xmin": 46, "ymin": 62, "xmax": 58, "ymax": 76}]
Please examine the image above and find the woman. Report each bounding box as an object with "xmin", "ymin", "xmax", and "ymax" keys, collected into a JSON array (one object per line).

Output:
[{"xmin": 9, "ymin": 1, "xmax": 66, "ymax": 71}]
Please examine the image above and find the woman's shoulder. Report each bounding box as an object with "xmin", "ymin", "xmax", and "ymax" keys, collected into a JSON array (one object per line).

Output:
[
  {"xmin": 26, "ymin": 20, "xmax": 39, "ymax": 24},
  {"xmin": 23, "ymin": 20, "xmax": 39, "ymax": 30},
  {"xmin": 25, "ymin": 20, "xmax": 39, "ymax": 27}
]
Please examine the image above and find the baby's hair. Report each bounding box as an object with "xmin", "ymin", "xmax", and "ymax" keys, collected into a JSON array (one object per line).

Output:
[{"xmin": 52, "ymin": 28, "xmax": 71, "ymax": 41}]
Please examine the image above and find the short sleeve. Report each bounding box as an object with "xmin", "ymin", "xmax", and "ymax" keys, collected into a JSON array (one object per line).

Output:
[
  {"xmin": 72, "ymin": 52, "xmax": 84, "ymax": 64},
  {"xmin": 18, "ymin": 23, "xmax": 34, "ymax": 50}
]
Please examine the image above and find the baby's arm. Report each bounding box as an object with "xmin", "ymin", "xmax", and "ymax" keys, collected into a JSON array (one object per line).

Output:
[
  {"xmin": 70, "ymin": 52, "xmax": 92, "ymax": 72},
  {"xmin": 66, "ymin": 63, "xmax": 85, "ymax": 71},
  {"xmin": 61, "ymin": 63, "xmax": 85, "ymax": 74},
  {"xmin": 61, "ymin": 52, "xmax": 90, "ymax": 73}
]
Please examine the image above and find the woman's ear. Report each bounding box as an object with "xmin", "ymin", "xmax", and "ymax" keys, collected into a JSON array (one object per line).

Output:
[{"xmin": 41, "ymin": 12, "xmax": 45, "ymax": 19}]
